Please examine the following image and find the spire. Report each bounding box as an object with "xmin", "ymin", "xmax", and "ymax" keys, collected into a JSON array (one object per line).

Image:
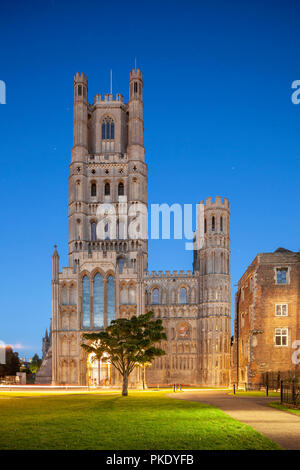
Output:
[{"xmin": 52, "ymin": 245, "xmax": 59, "ymax": 281}]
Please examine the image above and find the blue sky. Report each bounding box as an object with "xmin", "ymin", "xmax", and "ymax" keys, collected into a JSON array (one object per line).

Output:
[{"xmin": 1, "ymin": 0, "xmax": 300, "ymax": 358}]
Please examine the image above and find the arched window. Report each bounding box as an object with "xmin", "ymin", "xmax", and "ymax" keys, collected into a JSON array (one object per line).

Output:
[
  {"xmin": 212, "ymin": 216, "xmax": 215, "ymax": 232},
  {"xmin": 61, "ymin": 285, "xmax": 68, "ymax": 305},
  {"xmin": 152, "ymin": 288, "xmax": 160, "ymax": 304},
  {"xmin": 82, "ymin": 276, "xmax": 90, "ymax": 327},
  {"xmin": 91, "ymin": 183, "xmax": 97, "ymax": 197},
  {"xmin": 118, "ymin": 220, "xmax": 125, "ymax": 240},
  {"xmin": 129, "ymin": 286, "xmax": 136, "ymax": 305},
  {"xmin": 105, "ymin": 222, "xmax": 110, "ymax": 240},
  {"xmin": 102, "ymin": 117, "xmax": 114, "ymax": 140},
  {"xmin": 91, "ymin": 222, "xmax": 97, "ymax": 241},
  {"xmin": 117, "ymin": 257, "xmax": 125, "ymax": 273},
  {"xmin": 179, "ymin": 287, "xmax": 187, "ymax": 304},
  {"xmin": 70, "ymin": 285, "xmax": 76, "ymax": 305},
  {"xmin": 204, "ymin": 218, "xmax": 207, "ymax": 233},
  {"xmin": 118, "ymin": 182, "xmax": 124, "ymax": 196},
  {"xmin": 93, "ymin": 274, "xmax": 104, "ymax": 328},
  {"xmin": 104, "ymin": 182, "xmax": 110, "ymax": 196},
  {"xmin": 220, "ymin": 216, "xmax": 223, "ymax": 232},
  {"xmin": 107, "ymin": 275, "xmax": 115, "ymax": 325}
]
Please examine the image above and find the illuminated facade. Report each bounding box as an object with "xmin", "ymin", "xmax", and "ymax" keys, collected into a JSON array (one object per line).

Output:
[{"xmin": 36, "ymin": 69, "xmax": 231, "ymax": 387}]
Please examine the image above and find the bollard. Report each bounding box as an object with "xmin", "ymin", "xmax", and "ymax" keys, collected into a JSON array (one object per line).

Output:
[{"xmin": 233, "ymin": 384, "xmax": 236, "ymax": 395}]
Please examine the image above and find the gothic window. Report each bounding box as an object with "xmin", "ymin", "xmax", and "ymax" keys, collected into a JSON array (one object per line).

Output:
[
  {"xmin": 118, "ymin": 182, "xmax": 124, "ymax": 196},
  {"xmin": 118, "ymin": 220, "xmax": 125, "ymax": 240},
  {"xmin": 104, "ymin": 182, "xmax": 110, "ymax": 196},
  {"xmin": 152, "ymin": 288, "xmax": 160, "ymax": 304},
  {"xmin": 212, "ymin": 216, "xmax": 215, "ymax": 232},
  {"xmin": 117, "ymin": 257, "xmax": 125, "ymax": 273},
  {"xmin": 105, "ymin": 222, "xmax": 110, "ymax": 240},
  {"xmin": 76, "ymin": 219, "xmax": 81, "ymax": 240},
  {"xmin": 91, "ymin": 222, "xmax": 97, "ymax": 241},
  {"xmin": 220, "ymin": 216, "xmax": 223, "ymax": 232},
  {"xmin": 129, "ymin": 286, "xmax": 136, "ymax": 305},
  {"xmin": 179, "ymin": 287, "xmax": 187, "ymax": 304},
  {"xmin": 204, "ymin": 218, "xmax": 207, "ymax": 233},
  {"xmin": 102, "ymin": 117, "xmax": 114, "ymax": 140},
  {"xmin": 78, "ymin": 85, "xmax": 82, "ymax": 96},
  {"xmin": 107, "ymin": 275, "xmax": 115, "ymax": 325},
  {"xmin": 70, "ymin": 285, "xmax": 76, "ymax": 305},
  {"xmin": 134, "ymin": 82, "xmax": 138, "ymax": 93},
  {"xmin": 93, "ymin": 273, "xmax": 104, "ymax": 328},
  {"xmin": 61, "ymin": 285, "xmax": 68, "ymax": 305},
  {"xmin": 91, "ymin": 183, "xmax": 97, "ymax": 197},
  {"xmin": 82, "ymin": 276, "xmax": 90, "ymax": 328}
]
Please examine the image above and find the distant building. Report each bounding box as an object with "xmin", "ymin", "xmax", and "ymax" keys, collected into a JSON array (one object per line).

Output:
[
  {"xmin": 42, "ymin": 328, "xmax": 51, "ymax": 360},
  {"xmin": 231, "ymin": 247, "xmax": 300, "ymax": 387}
]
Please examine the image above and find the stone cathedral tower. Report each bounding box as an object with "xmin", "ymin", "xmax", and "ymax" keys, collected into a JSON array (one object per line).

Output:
[{"xmin": 37, "ymin": 68, "xmax": 231, "ymax": 387}]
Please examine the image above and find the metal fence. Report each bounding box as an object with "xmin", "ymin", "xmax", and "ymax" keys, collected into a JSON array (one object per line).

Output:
[
  {"xmin": 232, "ymin": 371, "xmax": 300, "ymax": 408},
  {"xmin": 281, "ymin": 380, "xmax": 300, "ymax": 407}
]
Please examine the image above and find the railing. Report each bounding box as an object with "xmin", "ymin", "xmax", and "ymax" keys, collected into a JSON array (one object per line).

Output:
[{"xmin": 281, "ymin": 379, "xmax": 300, "ymax": 407}]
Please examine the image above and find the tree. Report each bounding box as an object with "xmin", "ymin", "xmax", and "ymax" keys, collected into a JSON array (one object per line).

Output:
[
  {"xmin": 29, "ymin": 354, "xmax": 42, "ymax": 374},
  {"xmin": 81, "ymin": 311, "xmax": 167, "ymax": 396},
  {"xmin": 0, "ymin": 346, "xmax": 20, "ymax": 377}
]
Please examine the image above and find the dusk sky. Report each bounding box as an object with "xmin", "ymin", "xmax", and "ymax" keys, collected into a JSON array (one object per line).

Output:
[{"xmin": 1, "ymin": 0, "xmax": 300, "ymax": 358}]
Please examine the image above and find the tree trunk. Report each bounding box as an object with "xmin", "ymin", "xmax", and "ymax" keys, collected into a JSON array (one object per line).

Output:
[{"xmin": 122, "ymin": 373, "xmax": 128, "ymax": 396}]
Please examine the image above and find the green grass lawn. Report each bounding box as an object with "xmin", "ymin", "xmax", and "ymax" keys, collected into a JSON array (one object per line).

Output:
[
  {"xmin": 229, "ymin": 391, "xmax": 280, "ymax": 398},
  {"xmin": 0, "ymin": 390, "xmax": 280, "ymax": 450},
  {"xmin": 269, "ymin": 402, "xmax": 300, "ymax": 416}
]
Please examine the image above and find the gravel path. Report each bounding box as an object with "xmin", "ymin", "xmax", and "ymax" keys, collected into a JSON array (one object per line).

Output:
[{"xmin": 168, "ymin": 390, "xmax": 300, "ymax": 450}]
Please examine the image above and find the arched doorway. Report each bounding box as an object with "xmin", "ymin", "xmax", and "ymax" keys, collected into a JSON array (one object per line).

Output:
[{"xmin": 87, "ymin": 352, "xmax": 112, "ymax": 386}]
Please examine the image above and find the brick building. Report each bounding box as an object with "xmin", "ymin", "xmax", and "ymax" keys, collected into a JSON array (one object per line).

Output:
[{"xmin": 231, "ymin": 247, "xmax": 300, "ymax": 387}]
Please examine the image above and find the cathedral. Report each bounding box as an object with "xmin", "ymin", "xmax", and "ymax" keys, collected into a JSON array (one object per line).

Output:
[{"xmin": 36, "ymin": 68, "xmax": 231, "ymax": 387}]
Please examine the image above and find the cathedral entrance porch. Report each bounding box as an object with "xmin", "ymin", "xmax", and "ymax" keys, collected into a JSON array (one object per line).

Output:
[{"xmin": 87, "ymin": 353, "xmax": 112, "ymax": 387}]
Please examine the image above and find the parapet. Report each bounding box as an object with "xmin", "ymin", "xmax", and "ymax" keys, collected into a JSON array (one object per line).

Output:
[
  {"xmin": 199, "ymin": 196, "xmax": 230, "ymax": 209},
  {"xmin": 94, "ymin": 93, "xmax": 125, "ymax": 104},
  {"xmin": 74, "ymin": 72, "xmax": 88, "ymax": 84},
  {"xmin": 130, "ymin": 68, "xmax": 143, "ymax": 80},
  {"xmin": 145, "ymin": 270, "xmax": 193, "ymax": 278}
]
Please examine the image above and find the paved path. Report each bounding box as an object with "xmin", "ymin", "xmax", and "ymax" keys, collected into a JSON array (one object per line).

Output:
[{"xmin": 168, "ymin": 390, "xmax": 300, "ymax": 450}]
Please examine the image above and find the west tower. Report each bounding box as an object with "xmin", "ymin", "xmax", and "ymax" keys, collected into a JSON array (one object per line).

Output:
[{"xmin": 41, "ymin": 68, "xmax": 231, "ymax": 388}]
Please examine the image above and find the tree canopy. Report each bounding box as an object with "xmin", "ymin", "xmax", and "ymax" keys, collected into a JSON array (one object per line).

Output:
[{"xmin": 81, "ymin": 311, "xmax": 167, "ymax": 395}]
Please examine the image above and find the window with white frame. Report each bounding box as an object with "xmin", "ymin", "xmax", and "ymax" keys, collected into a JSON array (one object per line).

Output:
[
  {"xmin": 276, "ymin": 268, "xmax": 288, "ymax": 284},
  {"xmin": 275, "ymin": 304, "xmax": 288, "ymax": 316},
  {"xmin": 275, "ymin": 328, "xmax": 288, "ymax": 346}
]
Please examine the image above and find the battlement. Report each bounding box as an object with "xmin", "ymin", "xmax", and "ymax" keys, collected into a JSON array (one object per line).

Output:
[
  {"xmin": 145, "ymin": 269, "xmax": 193, "ymax": 278},
  {"xmin": 94, "ymin": 93, "xmax": 125, "ymax": 104},
  {"xmin": 199, "ymin": 196, "xmax": 230, "ymax": 209},
  {"xmin": 74, "ymin": 72, "xmax": 88, "ymax": 84},
  {"xmin": 130, "ymin": 68, "xmax": 143, "ymax": 80}
]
